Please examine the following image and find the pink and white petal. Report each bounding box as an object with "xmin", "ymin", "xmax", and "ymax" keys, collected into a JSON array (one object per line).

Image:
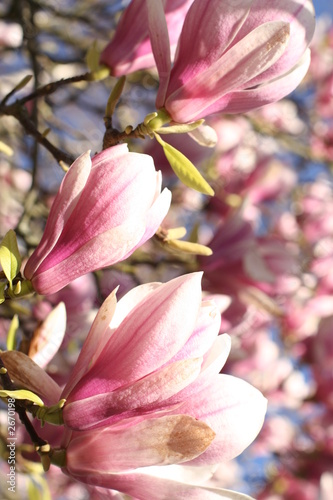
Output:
[
  {"xmin": 29, "ymin": 146, "xmax": 162, "ymax": 283},
  {"xmin": 62, "ymin": 289, "xmax": 118, "ymax": 399},
  {"xmin": 181, "ymin": 374, "xmax": 267, "ymax": 464},
  {"xmin": 201, "ymin": 334, "xmax": 232, "ymax": 374},
  {"xmin": 67, "ymin": 273, "xmax": 204, "ymax": 398},
  {"xmin": 66, "ymin": 467, "xmax": 255, "ymax": 500},
  {"xmin": 232, "ymin": 0, "xmax": 315, "ymax": 86},
  {"xmin": 66, "ymin": 415, "xmax": 215, "ymax": 473},
  {"xmin": 110, "ymin": 282, "xmax": 162, "ymax": 330},
  {"xmin": 81, "ymin": 335, "xmax": 232, "ymax": 429},
  {"xmin": 59, "ymin": 149, "xmax": 160, "ymax": 245},
  {"xmin": 146, "ymin": 0, "xmax": 172, "ymax": 108},
  {"xmin": 63, "ymin": 357, "xmax": 203, "ymax": 430},
  {"xmin": 24, "ymin": 152, "xmax": 91, "ymax": 278},
  {"xmin": 166, "ymin": 21, "xmax": 290, "ymax": 122},
  {"xmin": 208, "ymin": 48, "xmax": 311, "ymax": 115},
  {"xmin": 126, "ymin": 187, "xmax": 172, "ymax": 258},
  {"xmin": 30, "ymin": 220, "xmax": 147, "ymax": 295},
  {"xmin": 163, "ymin": 336, "xmax": 232, "ymax": 410},
  {"xmin": 169, "ymin": 300, "xmax": 221, "ymax": 362},
  {"xmin": 167, "ymin": 0, "xmax": 252, "ymax": 97}
]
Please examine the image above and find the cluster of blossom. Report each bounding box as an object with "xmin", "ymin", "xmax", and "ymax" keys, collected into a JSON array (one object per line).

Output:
[{"xmin": 1, "ymin": 0, "xmax": 330, "ymax": 499}]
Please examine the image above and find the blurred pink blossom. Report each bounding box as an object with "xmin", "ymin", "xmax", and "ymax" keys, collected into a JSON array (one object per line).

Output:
[
  {"xmin": 0, "ymin": 162, "xmax": 32, "ymax": 237},
  {"xmin": 0, "ymin": 21, "xmax": 23, "ymax": 47}
]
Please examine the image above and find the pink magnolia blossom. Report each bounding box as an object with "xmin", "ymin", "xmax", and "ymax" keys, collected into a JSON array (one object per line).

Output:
[
  {"xmin": 100, "ymin": 0, "xmax": 194, "ymax": 76},
  {"xmin": 23, "ymin": 145, "xmax": 171, "ymax": 295},
  {"xmin": 147, "ymin": 0, "xmax": 315, "ymax": 122},
  {"xmin": 56, "ymin": 273, "xmax": 266, "ymax": 498},
  {"xmin": 60, "ymin": 273, "xmax": 266, "ymax": 440}
]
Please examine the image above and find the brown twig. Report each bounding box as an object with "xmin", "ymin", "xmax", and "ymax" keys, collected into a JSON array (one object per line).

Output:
[
  {"xmin": 18, "ymin": 72, "xmax": 93, "ymax": 105},
  {"xmin": 1, "ymin": 103, "xmax": 75, "ymax": 164}
]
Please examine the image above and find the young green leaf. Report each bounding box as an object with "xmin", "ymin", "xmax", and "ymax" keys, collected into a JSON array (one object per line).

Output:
[
  {"xmin": 12, "ymin": 74, "xmax": 33, "ymax": 93},
  {"xmin": 6, "ymin": 314, "xmax": 19, "ymax": 351},
  {"xmin": 155, "ymin": 119, "xmax": 204, "ymax": 135},
  {"xmin": 0, "ymin": 230, "xmax": 22, "ymax": 289},
  {"xmin": 0, "ymin": 389, "xmax": 44, "ymax": 406},
  {"xmin": 165, "ymin": 227, "xmax": 187, "ymax": 240},
  {"xmin": 86, "ymin": 41, "xmax": 100, "ymax": 72},
  {"xmin": 165, "ymin": 239, "xmax": 213, "ymax": 256},
  {"xmin": 0, "ymin": 282, "xmax": 6, "ymax": 304},
  {"xmin": 154, "ymin": 133, "xmax": 214, "ymax": 196}
]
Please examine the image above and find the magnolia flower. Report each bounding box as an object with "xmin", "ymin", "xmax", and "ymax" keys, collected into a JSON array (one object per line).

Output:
[
  {"xmin": 4, "ymin": 274, "xmax": 265, "ymax": 498},
  {"xmin": 55, "ymin": 273, "xmax": 266, "ymax": 498},
  {"xmin": 61, "ymin": 273, "xmax": 266, "ymax": 435},
  {"xmin": 24, "ymin": 145, "xmax": 171, "ymax": 295},
  {"xmin": 100, "ymin": 0, "xmax": 194, "ymax": 76},
  {"xmin": 147, "ymin": 0, "xmax": 315, "ymax": 122}
]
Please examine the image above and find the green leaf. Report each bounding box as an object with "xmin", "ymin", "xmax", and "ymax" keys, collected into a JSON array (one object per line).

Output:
[
  {"xmin": 0, "ymin": 230, "xmax": 22, "ymax": 289},
  {"xmin": 154, "ymin": 133, "xmax": 214, "ymax": 196},
  {"xmin": 165, "ymin": 227, "xmax": 187, "ymax": 240},
  {"xmin": 0, "ymin": 389, "xmax": 44, "ymax": 406},
  {"xmin": 105, "ymin": 76, "xmax": 126, "ymax": 117},
  {"xmin": 165, "ymin": 239, "xmax": 213, "ymax": 256},
  {"xmin": 13, "ymin": 74, "xmax": 33, "ymax": 93},
  {"xmin": 6, "ymin": 314, "xmax": 19, "ymax": 351},
  {"xmin": 0, "ymin": 282, "xmax": 6, "ymax": 304},
  {"xmin": 86, "ymin": 41, "xmax": 100, "ymax": 72},
  {"xmin": 155, "ymin": 119, "xmax": 204, "ymax": 135}
]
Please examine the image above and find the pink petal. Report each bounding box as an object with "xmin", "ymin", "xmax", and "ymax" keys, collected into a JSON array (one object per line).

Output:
[
  {"xmin": 65, "ymin": 466, "xmax": 255, "ymax": 499},
  {"xmin": 31, "ymin": 221, "xmax": 147, "ymax": 295},
  {"xmin": 180, "ymin": 374, "xmax": 267, "ymax": 464},
  {"xmin": 146, "ymin": 0, "xmax": 172, "ymax": 108},
  {"xmin": 230, "ymin": 0, "xmax": 315, "ymax": 87},
  {"xmin": 163, "ymin": 335, "xmax": 232, "ymax": 409},
  {"xmin": 204, "ymin": 48, "xmax": 311, "ymax": 115},
  {"xmin": 62, "ymin": 289, "xmax": 118, "ymax": 399},
  {"xmin": 66, "ymin": 415, "xmax": 215, "ymax": 472},
  {"xmin": 129, "ymin": 185, "xmax": 172, "ymax": 256},
  {"xmin": 166, "ymin": 0, "xmax": 252, "ymax": 97},
  {"xmin": 66, "ymin": 273, "xmax": 203, "ymax": 399},
  {"xmin": 25, "ymin": 144, "xmax": 171, "ymax": 295},
  {"xmin": 166, "ymin": 21, "xmax": 290, "ymax": 122},
  {"xmin": 24, "ymin": 151, "xmax": 92, "ymax": 279},
  {"xmin": 100, "ymin": 0, "xmax": 194, "ymax": 76},
  {"xmin": 168, "ymin": 300, "xmax": 221, "ymax": 362},
  {"xmin": 63, "ymin": 357, "xmax": 203, "ymax": 430},
  {"xmin": 100, "ymin": 0, "xmax": 151, "ymax": 75},
  {"xmin": 110, "ymin": 282, "xmax": 163, "ymax": 330}
]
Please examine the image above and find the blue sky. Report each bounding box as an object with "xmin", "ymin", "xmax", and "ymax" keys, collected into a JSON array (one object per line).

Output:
[{"xmin": 314, "ymin": 0, "xmax": 333, "ymax": 16}]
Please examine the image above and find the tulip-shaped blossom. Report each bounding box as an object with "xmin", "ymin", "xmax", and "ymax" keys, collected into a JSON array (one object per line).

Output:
[
  {"xmin": 24, "ymin": 145, "xmax": 171, "ymax": 295},
  {"xmin": 100, "ymin": 0, "xmax": 194, "ymax": 76},
  {"xmin": 53, "ymin": 273, "xmax": 266, "ymax": 498},
  {"xmin": 146, "ymin": 0, "xmax": 315, "ymax": 123}
]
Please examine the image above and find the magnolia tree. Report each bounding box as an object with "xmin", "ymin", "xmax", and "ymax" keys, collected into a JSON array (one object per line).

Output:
[{"xmin": 3, "ymin": 0, "xmax": 333, "ymax": 499}]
